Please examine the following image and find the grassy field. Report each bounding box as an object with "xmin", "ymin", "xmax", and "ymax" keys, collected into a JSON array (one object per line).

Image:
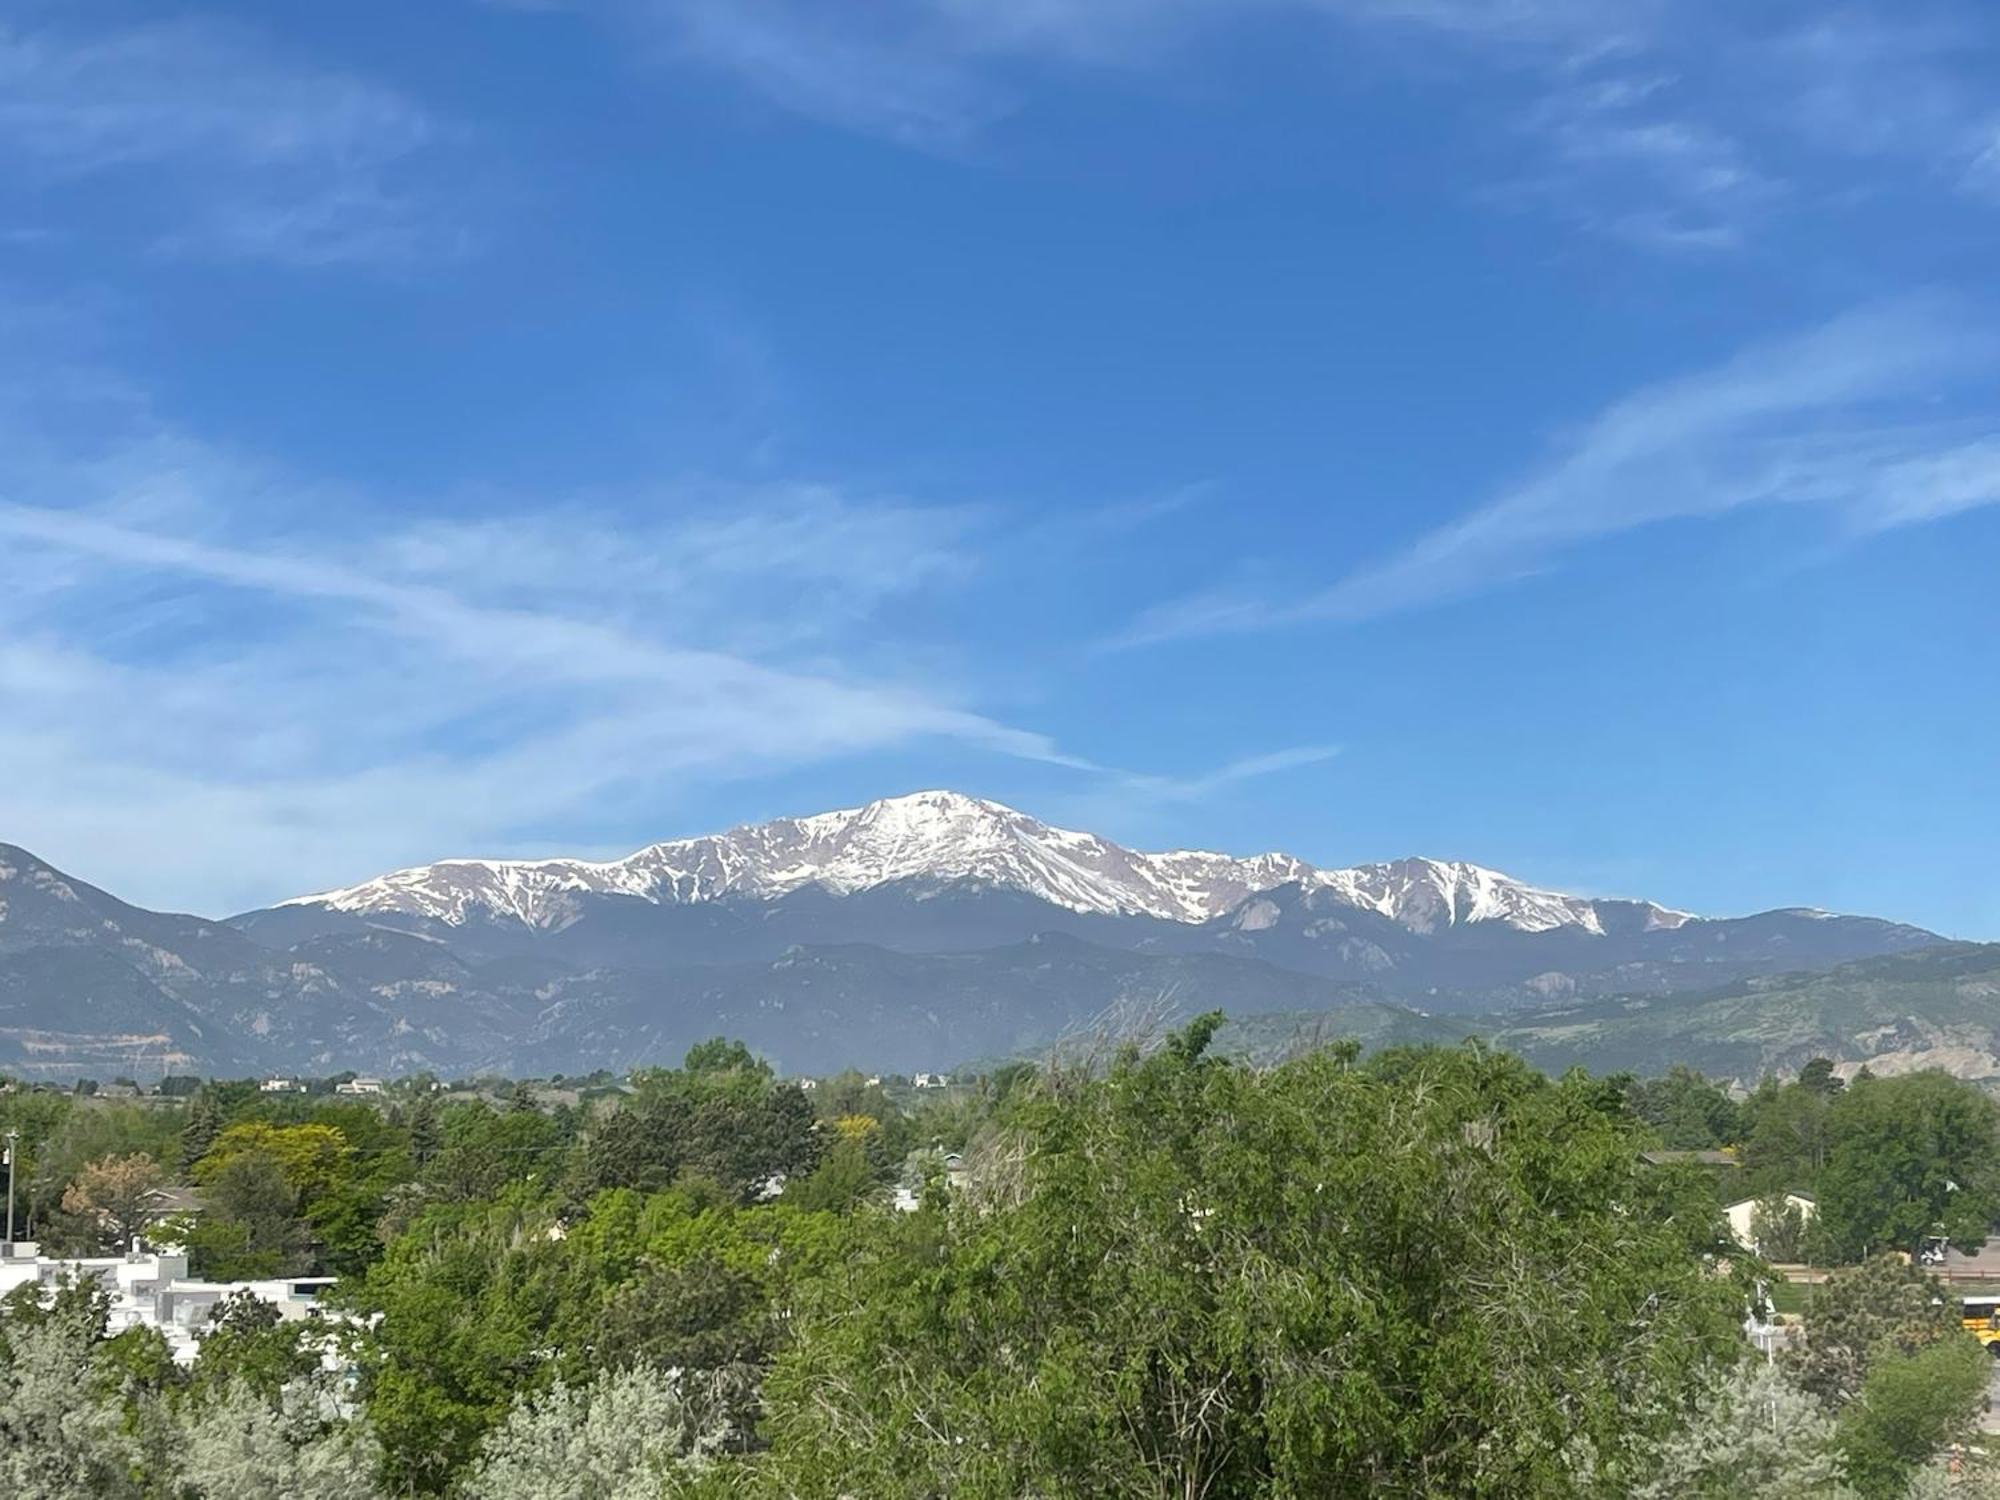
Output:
[
  {"xmin": 1770, "ymin": 1276, "xmax": 2000, "ymax": 1317},
  {"xmin": 1769, "ymin": 1280, "xmax": 1810, "ymax": 1316}
]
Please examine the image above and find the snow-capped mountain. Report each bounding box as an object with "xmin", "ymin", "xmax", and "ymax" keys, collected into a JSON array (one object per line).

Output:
[
  {"xmin": 275, "ymin": 789, "xmax": 1690, "ymax": 936},
  {"xmin": 0, "ymin": 826, "xmax": 1950, "ymax": 1080}
]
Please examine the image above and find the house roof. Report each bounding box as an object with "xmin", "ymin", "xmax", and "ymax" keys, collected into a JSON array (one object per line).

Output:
[
  {"xmin": 141, "ymin": 1185, "xmax": 206, "ymax": 1215},
  {"xmin": 1724, "ymin": 1191, "xmax": 1817, "ymax": 1211},
  {"xmin": 1640, "ymin": 1149, "xmax": 1740, "ymax": 1167}
]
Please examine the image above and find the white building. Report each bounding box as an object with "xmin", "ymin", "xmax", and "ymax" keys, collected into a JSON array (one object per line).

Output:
[
  {"xmin": 260, "ymin": 1077, "xmax": 305, "ymax": 1094},
  {"xmin": 335, "ymin": 1077, "xmax": 384, "ymax": 1096},
  {"xmin": 913, "ymin": 1073, "xmax": 951, "ymax": 1089},
  {"xmin": 0, "ymin": 1241, "xmax": 340, "ymax": 1365},
  {"xmin": 1723, "ymin": 1192, "xmax": 1817, "ymax": 1255}
]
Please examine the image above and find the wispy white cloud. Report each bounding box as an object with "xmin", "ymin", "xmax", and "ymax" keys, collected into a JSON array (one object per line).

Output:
[
  {"xmin": 552, "ymin": 0, "xmax": 2000, "ymax": 253},
  {"xmin": 0, "ymin": 316, "xmax": 1116, "ymax": 910},
  {"xmin": 1122, "ymin": 743, "xmax": 1343, "ymax": 803},
  {"xmin": 1116, "ymin": 298, "xmax": 2000, "ymax": 644},
  {"xmin": 0, "ymin": 313, "xmax": 1332, "ymax": 909},
  {"xmin": 0, "ymin": 19, "xmax": 456, "ymax": 265},
  {"xmin": 1031, "ymin": 741, "xmax": 1344, "ymax": 855},
  {"xmin": 589, "ymin": 0, "xmax": 1631, "ymax": 148},
  {"xmin": 0, "ymin": 484, "xmax": 1101, "ymax": 908},
  {"xmin": 1763, "ymin": 12, "xmax": 1993, "ymax": 170},
  {"xmin": 1502, "ymin": 74, "xmax": 1779, "ymax": 252},
  {"xmin": 653, "ymin": 1, "xmax": 1003, "ymax": 151},
  {"xmin": 370, "ymin": 486, "xmax": 981, "ymax": 654},
  {"xmin": 1849, "ymin": 437, "xmax": 2000, "ymax": 531}
]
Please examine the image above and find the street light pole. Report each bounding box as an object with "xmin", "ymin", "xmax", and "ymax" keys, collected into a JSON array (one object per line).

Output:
[{"xmin": 4, "ymin": 1127, "xmax": 18, "ymax": 1247}]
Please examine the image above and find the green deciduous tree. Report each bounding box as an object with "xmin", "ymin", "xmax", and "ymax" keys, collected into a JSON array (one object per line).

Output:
[
  {"xmin": 1627, "ymin": 1066, "xmax": 1743, "ymax": 1150},
  {"xmin": 197, "ymin": 1122, "xmax": 353, "ymax": 1203},
  {"xmin": 190, "ymin": 1150, "xmax": 313, "ymax": 1278},
  {"xmin": 1836, "ymin": 1335, "xmax": 1989, "ymax": 1498},
  {"xmin": 570, "ymin": 1066, "xmax": 819, "ymax": 1204},
  {"xmin": 424, "ymin": 1102, "xmax": 566, "ymax": 1204},
  {"xmin": 781, "ymin": 1134, "xmax": 876, "ymax": 1213},
  {"xmin": 354, "ymin": 1179, "xmax": 848, "ymax": 1492},
  {"xmin": 353, "ymin": 1191, "xmax": 571, "ymax": 1491},
  {"xmin": 1750, "ymin": 1191, "xmax": 1812, "ymax": 1262},
  {"xmin": 1815, "ymin": 1071, "xmax": 2000, "ymax": 1260},
  {"xmin": 1742, "ymin": 1075, "xmax": 1836, "ymax": 1194},
  {"xmin": 761, "ymin": 1035, "xmax": 1745, "ymax": 1499},
  {"xmin": 682, "ymin": 1038, "xmax": 767, "ymax": 1077},
  {"xmin": 190, "ymin": 1288, "xmax": 324, "ymax": 1402},
  {"xmin": 589, "ymin": 1254, "xmax": 774, "ymax": 1376}
]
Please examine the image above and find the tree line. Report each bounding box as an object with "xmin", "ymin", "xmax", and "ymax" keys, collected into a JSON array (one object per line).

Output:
[{"xmin": 3, "ymin": 1031, "xmax": 1999, "ymax": 1496}]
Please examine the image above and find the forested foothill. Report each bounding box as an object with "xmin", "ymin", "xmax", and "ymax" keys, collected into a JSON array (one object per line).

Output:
[{"xmin": 3, "ymin": 1030, "xmax": 1999, "ymax": 1497}]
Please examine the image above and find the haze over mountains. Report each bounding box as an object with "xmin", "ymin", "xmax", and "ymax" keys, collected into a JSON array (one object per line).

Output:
[{"xmin": 0, "ymin": 791, "xmax": 1960, "ymax": 1081}]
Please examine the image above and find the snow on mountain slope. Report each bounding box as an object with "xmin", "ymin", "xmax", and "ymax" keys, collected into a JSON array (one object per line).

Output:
[
  {"xmin": 1310, "ymin": 858, "xmax": 1686, "ymax": 936},
  {"xmin": 274, "ymin": 790, "xmax": 1694, "ymax": 936}
]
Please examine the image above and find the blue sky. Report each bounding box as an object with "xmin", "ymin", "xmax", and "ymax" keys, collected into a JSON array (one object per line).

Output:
[{"xmin": 2, "ymin": 0, "xmax": 1998, "ymax": 933}]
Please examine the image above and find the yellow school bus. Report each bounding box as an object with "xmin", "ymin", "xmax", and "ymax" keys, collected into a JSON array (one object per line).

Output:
[{"xmin": 1962, "ymin": 1297, "xmax": 2000, "ymax": 1352}]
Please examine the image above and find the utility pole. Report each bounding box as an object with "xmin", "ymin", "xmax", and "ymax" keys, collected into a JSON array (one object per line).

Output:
[{"xmin": 3, "ymin": 1127, "xmax": 17, "ymax": 1247}]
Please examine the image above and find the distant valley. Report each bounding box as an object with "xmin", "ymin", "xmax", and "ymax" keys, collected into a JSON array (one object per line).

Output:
[{"xmin": 0, "ymin": 790, "xmax": 1960, "ymax": 1080}]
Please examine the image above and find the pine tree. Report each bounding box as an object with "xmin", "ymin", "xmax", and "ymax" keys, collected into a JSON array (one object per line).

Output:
[
  {"xmin": 180, "ymin": 1093, "xmax": 224, "ymax": 1174},
  {"xmin": 406, "ymin": 1092, "xmax": 442, "ymax": 1167}
]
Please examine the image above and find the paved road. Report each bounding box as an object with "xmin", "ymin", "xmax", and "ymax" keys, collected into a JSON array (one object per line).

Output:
[{"xmin": 1941, "ymin": 1246, "xmax": 2000, "ymax": 1282}]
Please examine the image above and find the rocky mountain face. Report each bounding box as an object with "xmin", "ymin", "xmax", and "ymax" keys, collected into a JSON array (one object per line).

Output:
[
  {"xmin": 0, "ymin": 844, "xmax": 528, "ymax": 1079},
  {"xmin": 1478, "ymin": 943, "xmax": 2000, "ymax": 1085},
  {"xmin": 0, "ymin": 793, "xmax": 1952, "ymax": 1078},
  {"xmin": 495, "ymin": 933, "xmax": 1456, "ymax": 1080}
]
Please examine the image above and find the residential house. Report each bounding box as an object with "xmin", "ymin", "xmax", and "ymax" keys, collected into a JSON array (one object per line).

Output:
[
  {"xmin": 0, "ymin": 1241, "xmax": 342, "ymax": 1366},
  {"xmin": 1723, "ymin": 1192, "xmax": 1817, "ymax": 1255}
]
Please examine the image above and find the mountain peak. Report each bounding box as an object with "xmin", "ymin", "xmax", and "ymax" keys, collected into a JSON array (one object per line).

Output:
[{"xmin": 265, "ymin": 790, "xmax": 1697, "ymax": 938}]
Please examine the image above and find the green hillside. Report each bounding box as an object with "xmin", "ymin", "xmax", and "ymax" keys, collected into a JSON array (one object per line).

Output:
[
  {"xmin": 1219, "ymin": 944, "xmax": 2000, "ymax": 1085},
  {"xmin": 1486, "ymin": 942, "xmax": 2000, "ymax": 1083},
  {"xmin": 1214, "ymin": 1002, "xmax": 1470, "ymax": 1065}
]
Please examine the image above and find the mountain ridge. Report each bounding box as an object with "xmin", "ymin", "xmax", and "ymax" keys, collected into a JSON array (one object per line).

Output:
[
  {"xmin": 0, "ymin": 797, "xmax": 1957, "ymax": 1079},
  {"xmin": 268, "ymin": 788, "xmax": 1694, "ymax": 936}
]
